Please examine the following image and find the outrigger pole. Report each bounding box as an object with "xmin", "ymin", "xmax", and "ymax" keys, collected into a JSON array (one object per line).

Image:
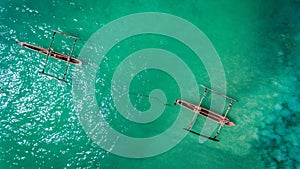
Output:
[
  {"xmin": 41, "ymin": 31, "xmax": 56, "ymax": 73},
  {"xmin": 62, "ymin": 38, "xmax": 77, "ymax": 80},
  {"xmin": 183, "ymin": 128, "xmax": 220, "ymax": 142},
  {"xmin": 200, "ymin": 85, "xmax": 238, "ymax": 102},
  {"xmin": 213, "ymin": 100, "xmax": 233, "ymax": 139},
  {"xmin": 187, "ymin": 87, "xmax": 207, "ymax": 129},
  {"xmin": 52, "ymin": 30, "xmax": 79, "ymax": 39}
]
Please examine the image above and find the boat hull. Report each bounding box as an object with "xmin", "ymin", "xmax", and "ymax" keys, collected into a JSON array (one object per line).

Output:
[
  {"xmin": 175, "ymin": 99, "xmax": 235, "ymax": 126},
  {"xmin": 17, "ymin": 42, "xmax": 82, "ymax": 65}
]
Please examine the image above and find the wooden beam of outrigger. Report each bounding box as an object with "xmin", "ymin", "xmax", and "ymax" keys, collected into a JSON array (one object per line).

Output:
[
  {"xmin": 17, "ymin": 30, "xmax": 82, "ymax": 83},
  {"xmin": 52, "ymin": 30, "xmax": 80, "ymax": 40},
  {"xmin": 187, "ymin": 87, "xmax": 207, "ymax": 129},
  {"xmin": 200, "ymin": 85, "xmax": 238, "ymax": 102},
  {"xmin": 39, "ymin": 71, "xmax": 68, "ymax": 83},
  {"xmin": 175, "ymin": 85, "xmax": 238, "ymax": 142},
  {"xmin": 183, "ymin": 128, "xmax": 220, "ymax": 142},
  {"xmin": 41, "ymin": 31, "xmax": 56, "ymax": 74},
  {"xmin": 61, "ymin": 37, "xmax": 78, "ymax": 81}
]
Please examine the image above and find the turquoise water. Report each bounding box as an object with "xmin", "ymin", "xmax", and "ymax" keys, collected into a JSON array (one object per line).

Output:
[{"xmin": 1, "ymin": 0, "xmax": 300, "ymax": 168}]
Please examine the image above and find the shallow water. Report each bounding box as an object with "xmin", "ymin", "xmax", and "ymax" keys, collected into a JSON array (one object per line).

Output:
[{"xmin": 1, "ymin": 0, "xmax": 300, "ymax": 168}]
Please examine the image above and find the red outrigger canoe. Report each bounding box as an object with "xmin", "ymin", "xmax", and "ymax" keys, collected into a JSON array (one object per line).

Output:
[
  {"xmin": 175, "ymin": 99, "xmax": 235, "ymax": 126},
  {"xmin": 17, "ymin": 30, "xmax": 82, "ymax": 83},
  {"xmin": 175, "ymin": 85, "xmax": 238, "ymax": 142},
  {"xmin": 17, "ymin": 41, "xmax": 82, "ymax": 65}
]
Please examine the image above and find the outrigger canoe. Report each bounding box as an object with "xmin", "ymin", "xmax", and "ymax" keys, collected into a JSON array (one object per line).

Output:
[
  {"xmin": 175, "ymin": 99, "xmax": 235, "ymax": 126},
  {"xmin": 16, "ymin": 41, "xmax": 82, "ymax": 65}
]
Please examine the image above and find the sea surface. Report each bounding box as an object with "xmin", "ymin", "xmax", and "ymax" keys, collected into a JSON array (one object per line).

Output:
[{"xmin": 1, "ymin": 0, "xmax": 300, "ymax": 168}]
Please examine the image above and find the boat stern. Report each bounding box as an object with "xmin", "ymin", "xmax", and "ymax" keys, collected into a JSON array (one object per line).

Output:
[
  {"xmin": 16, "ymin": 41, "xmax": 25, "ymax": 46},
  {"xmin": 227, "ymin": 121, "xmax": 235, "ymax": 126},
  {"xmin": 174, "ymin": 99, "xmax": 181, "ymax": 105}
]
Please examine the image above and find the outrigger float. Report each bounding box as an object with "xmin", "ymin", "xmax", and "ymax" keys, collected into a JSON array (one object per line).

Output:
[
  {"xmin": 175, "ymin": 85, "xmax": 238, "ymax": 142},
  {"xmin": 17, "ymin": 30, "xmax": 82, "ymax": 83}
]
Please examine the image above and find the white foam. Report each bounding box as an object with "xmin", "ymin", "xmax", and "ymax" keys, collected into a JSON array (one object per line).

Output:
[{"xmin": 275, "ymin": 103, "xmax": 282, "ymax": 110}]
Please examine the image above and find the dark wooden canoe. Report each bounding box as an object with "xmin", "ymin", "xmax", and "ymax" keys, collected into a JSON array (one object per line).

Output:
[{"xmin": 17, "ymin": 41, "xmax": 82, "ymax": 65}]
